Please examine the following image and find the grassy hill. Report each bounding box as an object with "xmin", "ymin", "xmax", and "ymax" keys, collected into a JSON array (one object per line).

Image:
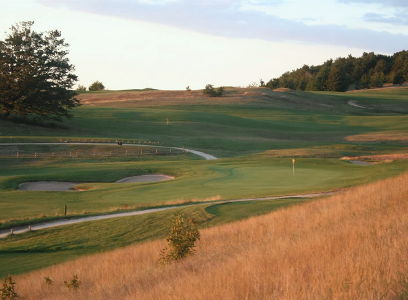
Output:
[
  {"xmin": 1, "ymin": 87, "xmax": 407, "ymax": 157},
  {"xmin": 10, "ymin": 170, "xmax": 408, "ymax": 299},
  {"xmin": 0, "ymin": 86, "xmax": 407, "ymax": 279}
]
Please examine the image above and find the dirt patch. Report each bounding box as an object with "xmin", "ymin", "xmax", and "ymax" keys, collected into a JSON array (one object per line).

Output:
[
  {"xmin": 347, "ymin": 100, "xmax": 366, "ymax": 109},
  {"xmin": 341, "ymin": 154, "xmax": 408, "ymax": 163},
  {"xmin": 348, "ymin": 160, "xmax": 373, "ymax": 165},
  {"xmin": 273, "ymin": 88, "xmax": 291, "ymax": 92}
]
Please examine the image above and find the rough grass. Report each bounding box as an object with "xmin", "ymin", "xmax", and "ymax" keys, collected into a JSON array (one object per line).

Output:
[
  {"xmin": 345, "ymin": 131, "xmax": 408, "ymax": 142},
  {"xmin": 11, "ymin": 171, "xmax": 408, "ymax": 299},
  {"xmin": 0, "ymin": 198, "xmax": 306, "ymax": 277}
]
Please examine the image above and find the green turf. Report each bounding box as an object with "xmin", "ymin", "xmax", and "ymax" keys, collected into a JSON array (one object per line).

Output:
[
  {"xmin": 0, "ymin": 87, "xmax": 407, "ymax": 277},
  {"xmin": 1, "ymin": 155, "xmax": 406, "ymax": 224},
  {"xmin": 0, "ymin": 198, "xmax": 308, "ymax": 277},
  {"xmin": 0, "ymin": 88, "xmax": 407, "ymax": 157}
]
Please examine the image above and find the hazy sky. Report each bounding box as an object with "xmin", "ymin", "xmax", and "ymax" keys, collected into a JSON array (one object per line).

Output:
[{"xmin": 1, "ymin": 0, "xmax": 407, "ymax": 90}]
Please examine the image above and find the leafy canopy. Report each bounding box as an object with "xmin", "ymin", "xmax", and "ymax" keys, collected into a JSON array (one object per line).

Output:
[
  {"xmin": 0, "ymin": 21, "xmax": 80, "ymax": 121},
  {"xmin": 159, "ymin": 213, "xmax": 200, "ymax": 263},
  {"xmin": 203, "ymin": 84, "xmax": 224, "ymax": 97},
  {"xmin": 88, "ymin": 80, "xmax": 105, "ymax": 91}
]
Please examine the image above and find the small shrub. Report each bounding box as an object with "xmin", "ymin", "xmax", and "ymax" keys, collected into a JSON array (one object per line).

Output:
[
  {"xmin": 44, "ymin": 277, "xmax": 54, "ymax": 286},
  {"xmin": 64, "ymin": 275, "xmax": 81, "ymax": 290},
  {"xmin": 159, "ymin": 213, "xmax": 200, "ymax": 264},
  {"xmin": 203, "ymin": 84, "xmax": 224, "ymax": 97},
  {"xmin": 1, "ymin": 274, "xmax": 18, "ymax": 300}
]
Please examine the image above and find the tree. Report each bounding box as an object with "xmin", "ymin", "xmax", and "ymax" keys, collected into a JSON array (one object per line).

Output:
[
  {"xmin": 76, "ymin": 84, "xmax": 87, "ymax": 92},
  {"xmin": 327, "ymin": 63, "xmax": 348, "ymax": 92},
  {"xmin": 1, "ymin": 274, "xmax": 18, "ymax": 300},
  {"xmin": 203, "ymin": 84, "xmax": 224, "ymax": 97},
  {"xmin": 159, "ymin": 213, "xmax": 200, "ymax": 263},
  {"xmin": 88, "ymin": 80, "xmax": 105, "ymax": 91},
  {"xmin": 0, "ymin": 21, "xmax": 80, "ymax": 121}
]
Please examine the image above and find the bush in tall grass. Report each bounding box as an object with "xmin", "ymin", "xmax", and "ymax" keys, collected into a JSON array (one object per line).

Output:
[
  {"xmin": 1, "ymin": 274, "xmax": 17, "ymax": 300},
  {"xmin": 159, "ymin": 213, "xmax": 200, "ymax": 264}
]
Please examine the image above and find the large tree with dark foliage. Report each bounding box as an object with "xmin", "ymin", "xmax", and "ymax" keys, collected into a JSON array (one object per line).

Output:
[{"xmin": 0, "ymin": 21, "xmax": 80, "ymax": 121}]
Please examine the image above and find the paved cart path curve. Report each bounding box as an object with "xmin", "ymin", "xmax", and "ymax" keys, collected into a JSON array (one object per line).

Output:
[
  {"xmin": 0, "ymin": 142, "xmax": 218, "ymax": 160},
  {"xmin": 0, "ymin": 192, "xmax": 335, "ymax": 238}
]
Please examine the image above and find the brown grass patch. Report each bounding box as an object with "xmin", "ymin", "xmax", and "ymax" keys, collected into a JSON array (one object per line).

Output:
[
  {"xmin": 260, "ymin": 147, "xmax": 335, "ymax": 158},
  {"xmin": 77, "ymin": 89, "xmax": 267, "ymax": 107},
  {"xmin": 345, "ymin": 131, "xmax": 408, "ymax": 142},
  {"xmin": 341, "ymin": 153, "xmax": 408, "ymax": 163},
  {"xmin": 273, "ymin": 87, "xmax": 291, "ymax": 92},
  {"xmin": 13, "ymin": 172, "xmax": 408, "ymax": 299}
]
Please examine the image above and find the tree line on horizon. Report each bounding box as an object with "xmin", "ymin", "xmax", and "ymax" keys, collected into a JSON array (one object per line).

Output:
[{"xmin": 266, "ymin": 50, "xmax": 408, "ymax": 92}]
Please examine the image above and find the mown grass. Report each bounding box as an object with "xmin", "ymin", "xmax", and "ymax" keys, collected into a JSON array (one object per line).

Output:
[
  {"xmin": 1, "ymin": 87, "xmax": 407, "ymax": 157},
  {"xmin": 1, "ymin": 154, "xmax": 406, "ymax": 224},
  {"xmin": 0, "ymin": 198, "xmax": 307, "ymax": 277}
]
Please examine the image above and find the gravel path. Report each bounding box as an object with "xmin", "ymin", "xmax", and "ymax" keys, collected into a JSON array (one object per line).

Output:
[
  {"xmin": 0, "ymin": 191, "xmax": 335, "ymax": 238},
  {"xmin": 347, "ymin": 100, "xmax": 366, "ymax": 109}
]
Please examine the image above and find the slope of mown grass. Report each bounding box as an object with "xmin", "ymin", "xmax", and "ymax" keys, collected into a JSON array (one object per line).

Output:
[
  {"xmin": 9, "ymin": 171, "xmax": 408, "ymax": 299},
  {"xmin": 1, "ymin": 154, "xmax": 406, "ymax": 223},
  {"xmin": 0, "ymin": 87, "xmax": 407, "ymax": 157}
]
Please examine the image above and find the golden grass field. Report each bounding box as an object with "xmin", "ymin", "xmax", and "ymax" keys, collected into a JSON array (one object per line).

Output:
[
  {"xmin": 345, "ymin": 131, "xmax": 408, "ymax": 142},
  {"xmin": 77, "ymin": 89, "xmax": 260, "ymax": 107},
  {"xmin": 12, "ymin": 171, "xmax": 408, "ymax": 299}
]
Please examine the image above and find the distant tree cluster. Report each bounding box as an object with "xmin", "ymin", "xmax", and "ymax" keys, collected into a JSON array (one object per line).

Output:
[
  {"xmin": 266, "ymin": 51, "xmax": 408, "ymax": 92},
  {"xmin": 203, "ymin": 84, "xmax": 224, "ymax": 97},
  {"xmin": 76, "ymin": 81, "xmax": 106, "ymax": 92}
]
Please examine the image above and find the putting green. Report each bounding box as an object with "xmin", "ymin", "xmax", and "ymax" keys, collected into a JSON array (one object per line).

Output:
[{"xmin": 1, "ymin": 155, "xmax": 406, "ymax": 223}]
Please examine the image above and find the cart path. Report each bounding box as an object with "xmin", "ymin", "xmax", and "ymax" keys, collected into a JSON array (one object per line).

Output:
[
  {"xmin": 0, "ymin": 142, "xmax": 218, "ymax": 160},
  {"xmin": 0, "ymin": 191, "xmax": 335, "ymax": 238},
  {"xmin": 347, "ymin": 100, "xmax": 366, "ymax": 109}
]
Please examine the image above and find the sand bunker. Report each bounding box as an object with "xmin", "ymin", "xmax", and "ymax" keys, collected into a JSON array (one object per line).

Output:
[
  {"xmin": 18, "ymin": 175, "xmax": 174, "ymax": 191},
  {"xmin": 18, "ymin": 181, "xmax": 85, "ymax": 191},
  {"xmin": 115, "ymin": 175, "xmax": 174, "ymax": 183}
]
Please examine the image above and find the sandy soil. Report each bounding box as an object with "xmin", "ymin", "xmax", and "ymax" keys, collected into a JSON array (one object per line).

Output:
[
  {"xmin": 348, "ymin": 160, "xmax": 372, "ymax": 165},
  {"xmin": 347, "ymin": 100, "xmax": 366, "ymax": 109},
  {"xmin": 115, "ymin": 175, "xmax": 174, "ymax": 183},
  {"xmin": 18, "ymin": 175, "xmax": 174, "ymax": 191},
  {"xmin": 341, "ymin": 154, "xmax": 408, "ymax": 164},
  {"xmin": 18, "ymin": 182, "xmax": 85, "ymax": 191}
]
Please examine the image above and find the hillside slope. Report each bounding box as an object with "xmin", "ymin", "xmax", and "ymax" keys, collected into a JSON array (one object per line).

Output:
[{"xmin": 14, "ymin": 171, "xmax": 408, "ymax": 299}]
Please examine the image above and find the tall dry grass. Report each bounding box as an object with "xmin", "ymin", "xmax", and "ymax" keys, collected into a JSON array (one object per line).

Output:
[{"xmin": 13, "ymin": 172, "xmax": 408, "ymax": 299}]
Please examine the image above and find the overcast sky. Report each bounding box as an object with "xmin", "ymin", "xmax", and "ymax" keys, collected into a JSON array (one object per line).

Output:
[{"xmin": 1, "ymin": 0, "xmax": 407, "ymax": 90}]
